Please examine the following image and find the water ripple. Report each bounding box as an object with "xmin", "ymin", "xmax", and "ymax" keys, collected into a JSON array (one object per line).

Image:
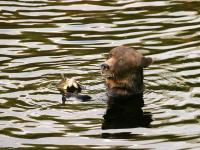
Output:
[{"xmin": 0, "ymin": 0, "xmax": 200, "ymax": 149}]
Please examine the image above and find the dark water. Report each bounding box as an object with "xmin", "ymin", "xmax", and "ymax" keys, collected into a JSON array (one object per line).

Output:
[{"xmin": 0, "ymin": 0, "xmax": 200, "ymax": 149}]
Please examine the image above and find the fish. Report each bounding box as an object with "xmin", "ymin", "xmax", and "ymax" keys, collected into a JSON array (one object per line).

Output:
[{"xmin": 56, "ymin": 74, "xmax": 83, "ymax": 104}]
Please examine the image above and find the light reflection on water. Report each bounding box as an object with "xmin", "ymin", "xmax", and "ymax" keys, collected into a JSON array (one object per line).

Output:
[{"xmin": 0, "ymin": 0, "xmax": 200, "ymax": 149}]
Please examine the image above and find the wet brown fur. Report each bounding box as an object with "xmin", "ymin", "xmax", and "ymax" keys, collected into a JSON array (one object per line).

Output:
[
  {"xmin": 101, "ymin": 46, "xmax": 152, "ymax": 96},
  {"xmin": 101, "ymin": 46, "xmax": 153, "ymax": 129}
]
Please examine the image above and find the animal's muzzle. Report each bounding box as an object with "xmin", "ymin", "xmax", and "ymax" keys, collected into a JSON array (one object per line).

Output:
[{"xmin": 101, "ymin": 63, "xmax": 109, "ymax": 71}]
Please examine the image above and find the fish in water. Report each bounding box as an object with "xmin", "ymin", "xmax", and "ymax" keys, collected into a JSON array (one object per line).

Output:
[
  {"xmin": 57, "ymin": 74, "xmax": 91, "ymax": 104},
  {"xmin": 57, "ymin": 74, "xmax": 82, "ymax": 94}
]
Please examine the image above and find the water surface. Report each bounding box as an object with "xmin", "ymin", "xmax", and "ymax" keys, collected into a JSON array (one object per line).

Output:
[{"xmin": 0, "ymin": 0, "xmax": 200, "ymax": 149}]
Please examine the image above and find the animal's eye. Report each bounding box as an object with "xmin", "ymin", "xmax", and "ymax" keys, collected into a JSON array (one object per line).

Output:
[{"xmin": 107, "ymin": 53, "xmax": 112, "ymax": 59}]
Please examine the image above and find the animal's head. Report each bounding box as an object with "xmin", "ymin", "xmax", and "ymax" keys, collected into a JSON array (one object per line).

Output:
[{"xmin": 101, "ymin": 46, "xmax": 152, "ymax": 96}]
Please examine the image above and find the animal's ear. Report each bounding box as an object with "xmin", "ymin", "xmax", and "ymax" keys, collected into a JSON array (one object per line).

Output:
[{"xmin": 141, "ymin": 57, "xmax": 153, "ymax": 67}]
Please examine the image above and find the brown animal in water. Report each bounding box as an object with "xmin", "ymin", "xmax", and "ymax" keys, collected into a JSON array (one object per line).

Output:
[
  {"xmin": 101, "ymin": 46, "xmax": 153, "ymax": 96},
  {"xmin": 101, "ymin": 46, "xmax": 153, "ymax": 129}
]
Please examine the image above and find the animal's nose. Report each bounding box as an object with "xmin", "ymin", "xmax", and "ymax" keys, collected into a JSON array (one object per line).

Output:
[{"xmin": 101, "ymin": 63, "xmax": 109, "ymax": 70}]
